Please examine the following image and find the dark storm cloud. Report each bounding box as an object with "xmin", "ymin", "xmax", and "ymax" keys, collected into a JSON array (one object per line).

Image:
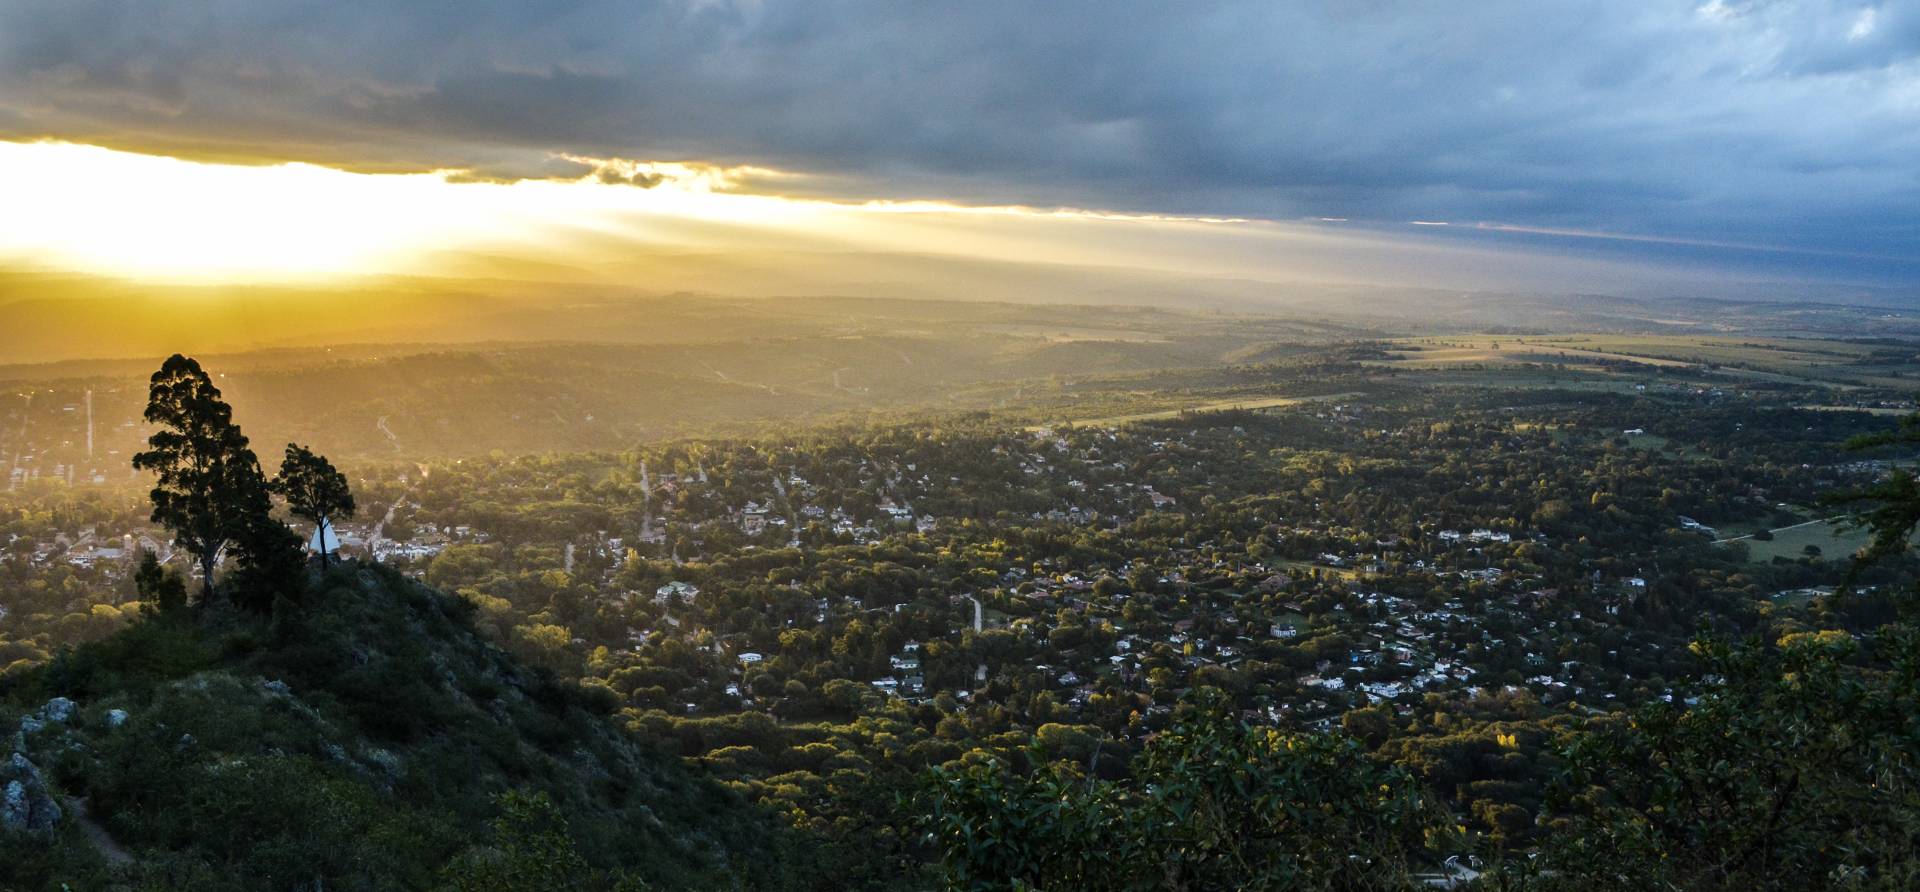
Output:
[{"xmin": 2, "ymin": 0, "xmax": 1917, "ymax": 262}]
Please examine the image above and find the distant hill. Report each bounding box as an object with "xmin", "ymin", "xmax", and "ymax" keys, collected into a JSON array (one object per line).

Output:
[
  {"xmin": 0, "ymin": 564, "xmax": 819, "ymax": 890},
  {"xmin": 5, "ymin": 266, "xmax": 1917, "ymax": 366}
]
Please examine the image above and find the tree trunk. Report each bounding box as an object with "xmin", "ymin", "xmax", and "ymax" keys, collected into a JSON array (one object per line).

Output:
[{"xmin": 199, "ymin": 550, "xmax": 216, "ymax": 603}]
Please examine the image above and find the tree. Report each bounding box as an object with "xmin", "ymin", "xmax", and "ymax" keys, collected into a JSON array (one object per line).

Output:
[
  {"xmin": 131, "ymin": 354, "xmax": 275, "ymax": 602},
  {"xmin": 920, "ymin": 692, "xmax": 1434, "ymax": 890},
  {"xmin": 439, "ymin": 791, "xmax": 651, "ymax": 892},
  {"xmin": 133, "ymin": 550, "xmax": 186, "ymax": 613},
  {"xmin": 274, "ymin": 443, "xmax": 356, "ymax": 567},
  {"xmin": 233, "ymin": 502, "xmax": 310, "ymax": 612},
  {"xmin": 1535, "ymin": 629, "xmax": 1920, "ymax": 891},
  {"xmin": 1524, "ymin": 422, "xmax": 1920, "ymax": 890}
]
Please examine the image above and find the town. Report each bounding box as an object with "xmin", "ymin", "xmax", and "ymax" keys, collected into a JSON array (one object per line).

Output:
[{"xmin": 4, "ymin": 377, "xmax": 1905, "ymax": 853}]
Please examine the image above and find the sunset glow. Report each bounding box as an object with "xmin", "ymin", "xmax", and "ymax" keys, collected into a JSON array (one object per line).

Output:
[
  {"xmin": 0, "ymin": 141, "xmax": 858, "ymax": 281},
  {"xmin": 1, "ymin": 141, "xmax": 1308, "ymax": 285}
]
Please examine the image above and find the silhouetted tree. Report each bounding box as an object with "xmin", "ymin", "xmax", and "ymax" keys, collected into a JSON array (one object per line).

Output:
[
  {"xmin": 233, "ymin": 495, "xmax": 310, "ymax": 611},
  {"xmin": 133, "ymin": 550, "xmax": 186, "ymax": 613},
  {"xmin": 132, "ymin": 354, "xmax": 271, "ymax": 602},
  {"xmin": 129, "ymin": 354, "xmax": 303, "ymax": 610},
  {"xmin": 274, "ymin": 443, "xmax": 355, "ymax": 567}
]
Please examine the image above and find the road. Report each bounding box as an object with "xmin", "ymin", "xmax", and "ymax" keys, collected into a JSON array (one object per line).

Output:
[
  {"xmin": 3, "ymin": 392, "xmax": 30, "ymax": 488},
  {"xmin": 375, "ymin": 415, "xmax": 402, "ymax": 453},
  {"xmin": 831, "ymin": 367, "xmax": 866, "ymax": 395},
  {"xmin": 968, "ymin": 596, "xmax": 987, "ymax": 683},
  {"xmin": 638, "ymin": 460, "xmax": 655, "ymax": 543},
  {"xmin": 366, "ymin": 482, "xmax": 413, "ymax": 556}
]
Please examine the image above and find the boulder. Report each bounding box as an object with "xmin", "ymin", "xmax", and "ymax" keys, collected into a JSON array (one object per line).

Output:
[
  {"xmin": 11, "ymin": 717, "xmax": 43, "ymax": 754},
  {"xmin": 105, "ymin": 709, "xmax": 129, "ymax": 729},
  {"xmin": 0, "ymin": 753, "xmax": 63, "ymax": 833},
  {"xmin": 37, "ymin": 697, "xmax": 76, "ymax": 724}
]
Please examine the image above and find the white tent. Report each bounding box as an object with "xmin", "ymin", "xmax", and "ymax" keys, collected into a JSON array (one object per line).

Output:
[{"xmin": 308, "ymin": 517, "xmax": 341, "ymax": 554}]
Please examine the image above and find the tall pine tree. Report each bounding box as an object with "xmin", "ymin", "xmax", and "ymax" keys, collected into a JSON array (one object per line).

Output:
[{"xmin": 131, "ymin": 354, "xmax": 283, "ymax": 603}]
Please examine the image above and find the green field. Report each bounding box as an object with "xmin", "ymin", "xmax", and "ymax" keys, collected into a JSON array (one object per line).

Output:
[
  {"xmin": 1722, "ymin": 517, "xmax": 1871, "ymax": 563},
  {"xmin": 1034, "ymin": 391, "xmax": 1362, "ymax": 430},
  {"xmin": 1379, "ymin": 334, "xmax": 1914, "ymax": 391}
]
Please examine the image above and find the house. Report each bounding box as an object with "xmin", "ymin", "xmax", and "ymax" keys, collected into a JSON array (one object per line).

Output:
[
  {"xmin": 1677, "ymin": 516, "xmax": 1718, "ymax": 535},
  {"xmin": 879, "ymin": 499, "xmax": 914, "ymax": 523},
  {"xmin": 1257, "ymin": 573, "xmax": 1294, "ymax": 593},
  {"xmin": 654, "ymin": 581, "xmax": 701, "ymax": 604},
  {"xmin": 738, "ymin": 652, "xmax": 764, "ymax": 665}
]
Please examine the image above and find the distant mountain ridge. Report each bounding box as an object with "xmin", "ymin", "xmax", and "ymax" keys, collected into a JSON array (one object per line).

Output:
[{"xmin": 4, "ymin": 265, "xmax": 1918, "ymax": 366}]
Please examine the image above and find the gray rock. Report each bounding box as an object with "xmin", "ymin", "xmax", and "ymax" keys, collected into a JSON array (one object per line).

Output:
[
  {"xmin": 38, "ymin": 697, "xmax": 76, "ymax": 723},
  {"xmin": 362, "ymin": 747, "xmax": 403, "ymax": 779},
  {"xmin": 1, "ymin": 753, "xmax": 63, "ymax": 832},
  {"xmin": 105, "ymin": 709, "xmax": 129, "ymax": 729},
  {"xmin": 2, "ymin": 780, "xmax": 28, "ymax": 830},
  {"xmin": 261, "ymin": 679, "xmax": 291, "ymax": 696},
  {"xmin": 12, "ymin": 716, "xmax": 44, "ymax": 754}
]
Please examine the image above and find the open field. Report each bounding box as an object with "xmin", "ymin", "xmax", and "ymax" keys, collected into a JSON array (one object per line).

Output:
[
  {"xmin": 1276, "ymin": 558, "xmax": 1361, "ymax": 581},
  {"xmin": 1376, "ymin": 341, "xmax": 1692, "ymax": 369},
  {"xmin": 1035, "ymin": 391, "xmax": 1363, "ymax": 430},
  {"xmin": 1717, "ymin": 516, "xmax": 1871, "ymax": 563},
  {"xmin": 1378, "ymin": 334, "xmax": 1919, "ymax": 391},
  {"xmin": 1795, "ymin": 404, "xmax": 1914, "ymax": 417}
]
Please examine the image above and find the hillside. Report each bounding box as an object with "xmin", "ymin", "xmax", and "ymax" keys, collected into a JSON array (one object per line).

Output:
[{"xmin": 0, "ymin": 564, "xmax": 816, "ymax": 890}]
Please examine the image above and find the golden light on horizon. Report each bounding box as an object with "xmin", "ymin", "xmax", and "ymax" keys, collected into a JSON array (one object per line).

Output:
[
  {"xmin": 0, "ymin": 141, "xmax": 1306, "ymax": 287},
  {"xmin": 8, "ymin": 140, "xmax": 1635, "ymax": 301},
  {"xmin": 0, "ymin": 141, "xmax": 854, "ymax": 282},
  {"xmin": 0, "ymin": 142, "xmax": 480, "ymax": 280}
]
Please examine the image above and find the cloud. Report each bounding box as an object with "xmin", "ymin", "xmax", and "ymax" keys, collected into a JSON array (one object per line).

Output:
[
  {"xmin": 0, "ymin": 1, "xmax": 1917, "ymax": 273},
  {"xmin": 596, "ymin": 167, "xmax": 666, "ymax": 188}
]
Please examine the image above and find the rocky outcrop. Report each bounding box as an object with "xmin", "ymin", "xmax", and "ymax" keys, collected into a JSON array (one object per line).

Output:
[
  {"xmin": 1, "ymin": 752, "xmax": 62, "ymax": 833},
  {"xmin": 37, "ymin": 697, "xmax": 75, "ymax": 724}
]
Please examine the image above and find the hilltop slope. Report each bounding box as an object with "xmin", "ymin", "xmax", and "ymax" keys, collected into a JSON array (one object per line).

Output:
[{"xmin": 0, "ymin": 564, "xmax": 811, "ymax": 890}]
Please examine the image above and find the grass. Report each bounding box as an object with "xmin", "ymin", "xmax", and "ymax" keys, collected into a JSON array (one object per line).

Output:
[
  {"xmin": 1376, "ymin": 334, "xmax": 1893, "ymax": 391},
  {"xmin": 1032, "ymin": 391, "xmax": 1362, "ymax": 430},
  {"xmin": 1275, "ymin": 558, "xmax": 1360, "ymax": 581},
  {"xmin": 1718, "ymin": 517, "xmax": 1871, "ymax": 563},
  {"xmin": 1795, "ymin": 404, "xmax": 1913, "ymax": 417}
]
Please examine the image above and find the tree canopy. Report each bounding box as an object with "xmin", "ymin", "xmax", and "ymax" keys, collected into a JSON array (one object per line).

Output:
[{"xmin": 130, "ymin": 354, "xmax": 302, "ymax": 607}]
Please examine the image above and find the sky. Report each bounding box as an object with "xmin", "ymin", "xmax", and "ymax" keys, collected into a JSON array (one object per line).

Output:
[{"xmin": 1, "ymin": 1, "xmax": 1917, "ymax": 297}]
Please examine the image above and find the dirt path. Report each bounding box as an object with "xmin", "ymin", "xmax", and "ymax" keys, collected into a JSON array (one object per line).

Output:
[{"xmin": 67, "ymin": 797, "xmax": 134, "ymax": 867}]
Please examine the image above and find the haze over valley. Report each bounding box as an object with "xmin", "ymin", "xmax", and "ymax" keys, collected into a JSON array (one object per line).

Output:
[{"xmin": 2, "ymin": 3, "xmax": 1919, "ymax": 890}]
